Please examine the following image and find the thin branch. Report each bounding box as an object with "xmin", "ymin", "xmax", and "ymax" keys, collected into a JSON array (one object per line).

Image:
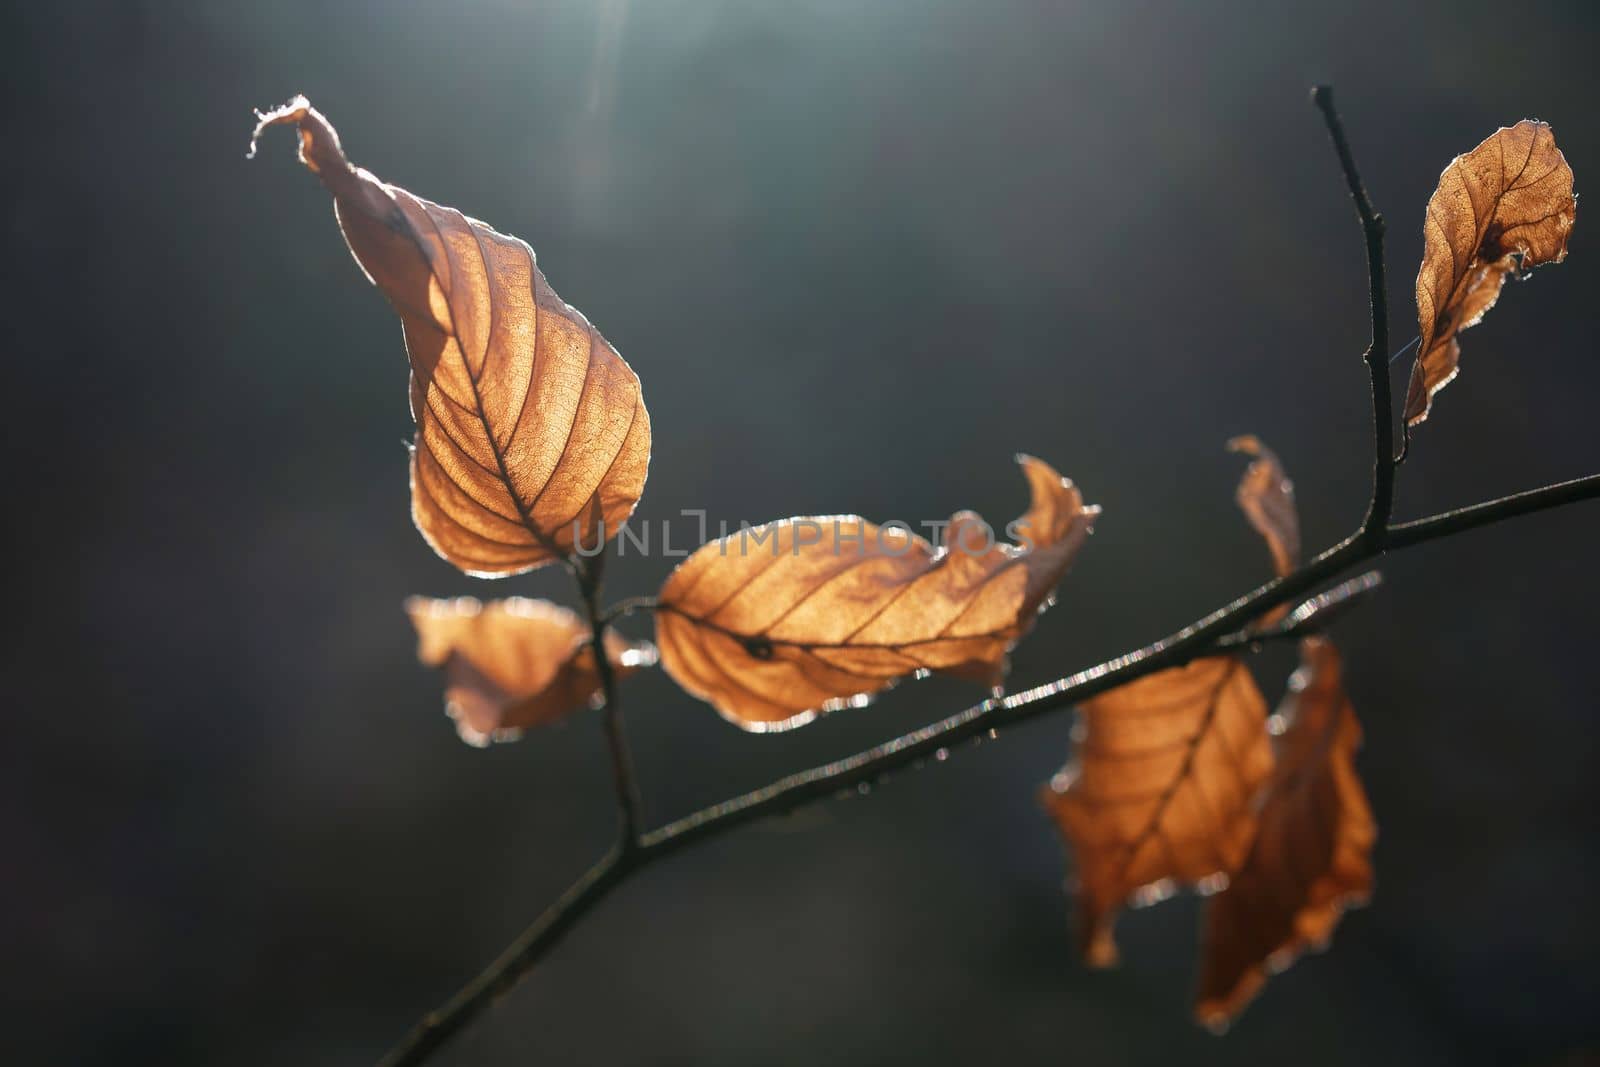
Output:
[
  {"xmin": 1312, "ymin": 85, "xmax": 1395, "ymax": 532},
  {"xmin": 1385, "ymin": 472, "xmax": 1600, "ymax": 548},
  {"xmin": 1212, "ymin": 570, "xmax": 1384, "ymax": 652},
  {"xmin": 377, "ymin": 846, "xmax": 633, "ymax": 1067},
  {"xmin": 374, "ymin": 91, "xmax": 1600, "ymax": 1066}
]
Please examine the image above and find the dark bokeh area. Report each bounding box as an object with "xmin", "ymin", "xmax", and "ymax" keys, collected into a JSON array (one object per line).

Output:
[{"xmin": 6, "ymin": 1, "xmax": 1599, "ymax": 1063}]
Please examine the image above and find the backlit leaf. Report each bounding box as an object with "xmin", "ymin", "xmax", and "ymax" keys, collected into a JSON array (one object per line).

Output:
[
  {"xmin": 1228, "ymin": 435, "xmax": 1299, "ymax": 579},
  {"xmin": 1406, "ymin": 120, "xmax": 1576, "ymax": 427},
  {"xmin": 253, "ymin": 98, "xmax": 651, "ymax": 575},
  {"xmin": 654, "ymin": 456, "xmax": 1097, "ymax": 731},
  {"xmin": 1195, "ymin": 637, "xmax": 1376, "ymax": 1029},
  {"xmin": 1041, "ymin": 657, "xmax": 1274, "ymax": 965},
  {"xmin": 1013, "ymin": 454, "xmax": 1100, "ymax": 618},
  {"xmin": 407, "ymin": 596, "xmax": 656, "ymax": 746}
]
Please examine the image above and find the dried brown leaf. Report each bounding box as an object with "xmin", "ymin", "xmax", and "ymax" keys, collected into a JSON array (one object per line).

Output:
[
  {"xmin": 407, "ymin": 596, "xmax": 656, "ymax": 746},
  {"xmin": 1195, "ymin": 637, "xmax": 1375, "ymax": 1030},
  {"xmin": 1406, "ymin": 120, "xmax": 1576, "ymax": 427},
  {"xmin": 654, "ymin": 456, "xmax": 1097, "ymax": 731},
  {"xmin": 1041, "ymin": 657, "xmax": 1274, "ymax": 966},
  {"xmin": 1228, "ymin": 435, "xmax": 1299, "ymax": 579},
  {"xmin": 1013, "ymin": 454, "xmax": 1100, "ymax": 618},
  {"xmin": 253, "ymin": 98, "xmax": 650, "ymax": 575}
]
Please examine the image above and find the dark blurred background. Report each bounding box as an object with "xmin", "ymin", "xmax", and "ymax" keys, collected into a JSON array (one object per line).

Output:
[{"xmin": 5, "ymin": 1, "xmax": 1598, "ymax": 1063}]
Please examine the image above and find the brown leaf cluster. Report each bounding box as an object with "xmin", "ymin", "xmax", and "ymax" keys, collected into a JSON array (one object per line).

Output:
[
  {"xmin": 655, "ymin": 456, "xmax": 1098, "ymax": 730},
  {"xmin": 254, "ymin": 102, "xmax": 1106, "ymax": 743},
  {"xmin": 1042, "ymin": 440, "xmax": 1375, "ymax": 1026},
  {"xmin": 258, "ymin": 104, "xmax": 1580, "ymax": 1034},
  {"xmin": 407, "ymin": 597, "xmax": 655, "ymax": 746},
  {"xmin": 253, "ymin": 98, "xmax": 650, "ymax": 576},
  {"xmin": 1406, "ymin": 120, "xmax": 1575, "ymax": 427}
]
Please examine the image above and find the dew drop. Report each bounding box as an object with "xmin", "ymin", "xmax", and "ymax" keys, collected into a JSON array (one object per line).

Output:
[
  {"xmin": 856, "ymin": 782, "xmax": 872, "ymax": 797},
  {"xmin": 1130, "ymin": 878, "xmax": 1177, "ymax": 909},
  {"xmin": 934, "ymin": 747, "xmax": 950, "ymax": 762}
]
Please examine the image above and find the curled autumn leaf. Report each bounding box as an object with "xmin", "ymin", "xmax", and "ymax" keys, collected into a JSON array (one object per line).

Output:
[
  {"xmin": 1041, "ymin": 657, "xmax": 1274, "ymax": 966},
  {"xmin": 1230, "ymin": 434, "xmax": 1301, "ymax": 629},
  {"xmin": 252, "ymin": 98, "xmax": 651, "ymax": 575},
  {"xmin": 407, "ymin": 596, "xmax": 656, "ymax": 746},
  {"xmin": 1406, "ymin": 120, "xmax": 1576, "ymax": 427},
  {"xmin": 1012, "ymin": 454, "xmax": 1100, "ymax": 618},
  {"xmin": 1195, "ymin": 637, "xmax": 1376, "ymax": 1030},
  {"xmin": 1228, "ymin": 435, "xmax": 1299, "ymax": 579},
  {"xmin": 654, "ymin": 456, "xmax": 1097, "ymax": 731}
]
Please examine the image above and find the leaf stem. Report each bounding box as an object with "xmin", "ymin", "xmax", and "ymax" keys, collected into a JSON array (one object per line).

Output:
[{"xmin": 601, "ymin": 595, "xmax": 660, "ymax": 625}]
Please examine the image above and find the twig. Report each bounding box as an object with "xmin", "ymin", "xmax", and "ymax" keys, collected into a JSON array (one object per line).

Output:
[
  {"xmin": 1212, "ymin": 570, "xmax": 1384, "ymax": 652},
  {"xmin": 376, "ymin": 846, "xmax": 631, "ymax": 1067},
  {"xmin": 374, "ymin": 90, "xmax": 1600, "ymax": 1066},
  {"xmin": 1312, "ymin": 85, "xmax": 1395, "ymax": 530},
  {"xmin": 1385, "ymin": 472, "xmax": 1600, "ymax": 549}
]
